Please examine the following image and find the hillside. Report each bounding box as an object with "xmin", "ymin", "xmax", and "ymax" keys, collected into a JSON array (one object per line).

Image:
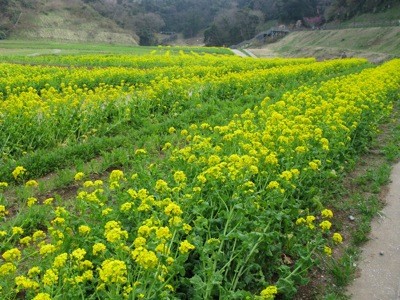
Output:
[
  {"xmin": 0, "ymin": 0, "xmax": 398, "ymax": 47},
  {"xmin": 3, "ymin": 0, "xmax": 138, "ymax": 44},
  {"xmin": 249, "ymin": 27, "xmax": 400, "ymax": 63},
  {"xmin": 246, "ymin": 2, "xmax": 400, "ymax": 63}
]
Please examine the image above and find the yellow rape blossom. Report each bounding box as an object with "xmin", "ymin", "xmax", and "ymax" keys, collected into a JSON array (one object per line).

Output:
[
  {"xmin": 32, "ymin": 293, "xmax": 52, "ymax": 300},
  {"xmin": 156, "ymin": 227, "xmax": 172, "ymax": 240},
  {"xmin": 155, "ymin": 243, "xmax": 170, "ymax": 255},
  {"xmin": 104, "ymin": 221, "xmax": 128, "ymax": 242},
  {"xmin": 135, "ymin": 148, "xmax": 147, "ymax": 155},
  {"xmin": 39, "ymin": 244, "xmax": 57, "ymax": 256},
  {"xmin": 19, "ymin": 236, "xmax": 32, "ymax": 246},
  {"xmin": 306, "ymin": 216, "xmax": 316, "ymax": 229},
  {"xmin": 74, "ymin": 172, "xmax": 85, "ymax": 181},
  {"xmin": 54, "ymin": 206, "xmax": 68, "ymax": 217},
  {"xmin": 197, "ymin": 174, "xmax": 207, "ymax": 184},
  {"xmin": 25, "ymin": 180, "xmax": 39, "ymax": 187},
  {"xmin": 319, "ymin": 220, "xmax": 332, "ymax": 231},
  {"xmin": 92, "ymin": 243, "xmax": 107, "ymax": 256},
  {"xmin": 28, "ymin": 267, "xmax": 41, "ymax": 277},
  {"xmin": 71, "ymin": 248, "xmax": 86, "ymax": 261},
  {"xmin": 94, "ymin": 180, "xmax": 103, "ymax": 186},
  {"xmin": 120, "ymin": 202, "xmax": 133, "ymax": 212},
  {"xmin": 183, "ymin": 223, "xmax": 192, "ymax": 234},
  {"xmin": 102, "ymin": 207, "xmax": 113, "ymax": 216},
  {"xmin": 109, "ymin": 170, "xmax": 125, "ymax": 182},
  {"xmin": 308, "ymin": 160, "xmax": 321, "ymax": 171},
  {"xmin": 169, "ymin": 216, "xmax": 183, "ymax": 226},
  {"xmin": 78, "ymin": 225, "xmax": 91, "ymax": 235},
  {"xmin": 43, "ymin": 198, "xmax": 54, "ymax": 205},
  {"xmin": 173, "ymin": 170, "xmax": 187, "ymax": 183},
  {"xmin": 133, "ymin": 236, "xmax": 147, "ymax": 248},
  {"xmin": 166, "ymin": 257, "xmax": 174, "ymax": 265},
  {"xmin": 32, "ymin": 230, "xmax": 46, "ymax": 241},
  {"xmin": 2, "ymin": 248, "xmax": 21, "ymax": 262},
  {"xmin": 165, "ymin": 284, "xmax": 174, "ymax": 291},
  {"xmin": 179, "ymin": 240, "xmax": 195, "ymax": 254},
  {"xmin": 164, "ymin": 203, "xmax": 183, "ymax": 216},
  {"xmin": 0, "ymin": 181, "xmax": 8, "ymax": 188},
  {"xmin": 15, "ymin": 275, "xmax": 39, "ymax": 290},
  {"xmin": 333, "ymin": 232, "xmax": 343, "ymax": 244},
  {"xmin": 99, "ymin": 259, "xmax": 127, "ymax": 284},
  {"xmin": 131, "ymin": 247, "xmax": 158, "ymax": 269},
  {"xmin": 83, "ymin": 181, "xmax": 94, "ymax": 188},
  {"xmin": 321, "ymin": 209, "xmax": 333, "ymax": 218},
  {"xmin": 279, "ymin": 171, "xmax": 293, "ymax": 181},
  {"xmin": 51, "ymin": 217, "xmax": 65, "ymax": 226},
  {"xmin": 12, "ymin": 226, "xmax": 24, "ymax": 235},
  {"xmin": 12, "ymin": 166, "xmax": 26, "ymax": 179},
  {"xmin": 0, "ymin": 262, "xmax": 16, "ymax": 276},
  {"xmin": 27, "ymin": 197, "xmax": 37, "ymax": 207},
  {"xmin": 324, "ymin": 246, "xmax": 332, "ymax": 256},
  {"xmin": 168, "ymin": 127, "xmax": 176, "ymax": 134},
  {"xmin": 0, "ymin": 205, "xmax": 9, "ymax": 217},
  {"xmin": 155, "ymin": 179, "xmax": 169, "ymax": 192},
  {"xmin": 138, "ymin": 225, "xmax": 152, "ymax": 237},
  {"xmin": 267, "ymin": 181, "xmax": 280, "ymax": 189},
  {"xmin": 42, "ymin": 269, "xmax": 59, "ymax": 286},
  {"xmin": 306, "ymin": 216, "xmax": 315, "ymax": 223},
  {"xmin": 260, "ymin": 285, "xmax": 278, "ymax": 299},
  {"xmin": 162, "ymin": 142, "xmax": 172, "ymax": 150}
]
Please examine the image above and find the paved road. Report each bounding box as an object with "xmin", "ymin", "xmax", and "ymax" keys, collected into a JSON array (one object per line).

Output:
[{"xmin": 347, "ymin": 161, "xmax": 400, "ymax": 299}]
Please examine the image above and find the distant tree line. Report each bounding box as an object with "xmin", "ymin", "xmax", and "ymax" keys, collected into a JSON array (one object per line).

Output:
[
  {"xmin": 82, "ymin": 0, "xmax": 396, "ymax": 46},
  {"xmin": 0, "ymin": 0, "xmax": 396, "ymax": 44}
]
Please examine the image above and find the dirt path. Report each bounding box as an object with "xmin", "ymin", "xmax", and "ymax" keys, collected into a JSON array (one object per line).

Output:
[
  {"xmin": 347, "ymin": 161, "xmax": 400, "ymax": 299},
  {"xmin": 242, "ymin": 49, "xmax": 257, "ymax": 58},
  {"xmin": 246, "ymin": 47, "xmax": 278, "ymax": 58},
  {"xmin": 230, "ymin": 49, "xmax": 248, "ymax": 57},
  {"xmin": 230, "ymin": 49, "xmax": 259, "ymax": 58}
]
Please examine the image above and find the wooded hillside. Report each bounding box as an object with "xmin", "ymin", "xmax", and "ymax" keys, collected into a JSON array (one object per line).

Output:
[{"xmin": 0, "ymin": 0, "xmax": 397, "ymax": 45}]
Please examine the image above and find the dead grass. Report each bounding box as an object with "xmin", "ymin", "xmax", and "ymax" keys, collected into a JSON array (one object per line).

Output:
[
  {"xmin": 250, "ymin": 27, "xmax": 400, "ymax": 63},
  {"xmin": 10, "ymin": 0, "xmax": 138, "ymax": 44}
]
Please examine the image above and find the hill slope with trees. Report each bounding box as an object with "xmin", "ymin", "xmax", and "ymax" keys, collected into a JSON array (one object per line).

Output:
[
  {"xmin": 0, "ymin": 0, "xmax": 398, "ymax": 45},
  {"xmin": 0, "ymin": 0, "xmax": 138, "ymax": 43}
]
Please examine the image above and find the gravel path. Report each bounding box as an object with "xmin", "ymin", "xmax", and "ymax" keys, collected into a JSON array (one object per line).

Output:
[{"xmin": 347, "ymin": 161, "xmax": 400, "ymax": 299}]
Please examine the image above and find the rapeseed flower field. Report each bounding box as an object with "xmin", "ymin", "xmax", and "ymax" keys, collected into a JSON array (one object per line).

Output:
[{"xmin": 0, "ymin": 51, "xmax": 399, "ymax": 299}]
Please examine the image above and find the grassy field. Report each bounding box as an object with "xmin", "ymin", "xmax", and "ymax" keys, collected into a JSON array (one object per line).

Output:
[
  {"xmin": 250, "ymin": 26, "xmax": 400, "ymax": 63},
  {"xmin": 0, "ymin": 47, "xmax": 399, "ymax": 299},
  {"xmin": 248, "ymin": 3, "xmax": 400, "ymax": 62},
  {"xmin": 0, "ymin": 40, "xmax": 233, "ymax": 57}
]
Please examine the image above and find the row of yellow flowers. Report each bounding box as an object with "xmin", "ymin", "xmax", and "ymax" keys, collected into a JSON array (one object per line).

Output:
[
  {"xmin": 0, "ymin": 57, "xmax": 366, "ymax": 162},
  {"xmin": 0, "ymin": 54, "xmax": 316, "ymax": 99},
  {"xmin": 0, "ymin": 52, "xmax": 315, "ymax": 69}
]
